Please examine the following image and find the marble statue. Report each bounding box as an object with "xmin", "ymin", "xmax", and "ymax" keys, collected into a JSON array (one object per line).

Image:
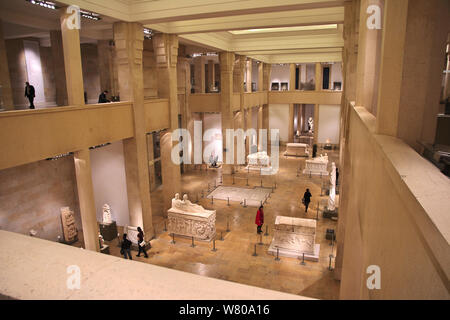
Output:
[
  {"xmin": 268, "ymin": 216, "xmax": 320, "ymax": 261},
  {"xmin": 308, "ymin": 117, "xmax": 313, "ymax": 133},
  {"xmin": 98, "ymin": 233, "xmax": 105, "ymax": 249},
  {"xmin": 102, "ymin": 203, "xmax": 112, "ymax": 224},
  {"xmin": 60, "ymin": 207, "xmax": 78, "ymax": 243},
  {"xmin": 168, "ymin": 193, "xmax": 216, "ymax": 241},
  {"xmin": 327, "ymin": 162, "xmax": 336, "ymax": 211}
]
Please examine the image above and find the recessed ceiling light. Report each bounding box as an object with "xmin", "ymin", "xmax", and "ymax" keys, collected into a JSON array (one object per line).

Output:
[{"xmin": 26, "ymin": 0, "xmax": 57, "ymax": 10}]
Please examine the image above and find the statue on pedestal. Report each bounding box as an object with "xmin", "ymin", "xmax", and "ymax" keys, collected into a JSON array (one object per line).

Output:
[
  {"xmin": 308, "ymin": 117, "xmax": 314, "ymax": 133},
  {"xmin": 102, "ymin": 203, "xmax": 112, "ymax": 224},
  {"xmin": 327, "ymin": 162, "xmax": 336, "ymax": 211}
]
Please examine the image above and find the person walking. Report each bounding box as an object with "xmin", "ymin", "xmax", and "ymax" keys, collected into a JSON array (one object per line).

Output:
[
  {"xmin": 120, "ymin": 233, "xmax": 132, "ymax": 260},
  {"xmin": 255, "ymin": 205, "xmax": 264, "ymax": 234},
  {"xmin": 136, "ymin": 227, "xmax": 149, "ymax": 258},
  {"xmin": 303, "ymin": 188, "xmax": 312, "ymax": 213},
  {"xmin": 24, "ymin": 82, "xmax": 35, "ymax": 109}
]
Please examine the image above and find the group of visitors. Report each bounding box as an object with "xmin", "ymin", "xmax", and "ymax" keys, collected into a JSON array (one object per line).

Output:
[
  {"xmin": 23, "ymin": 82, "xmax": 112, "ymax": 109},
  {"xmin": 120, "ymin": 226, "xmax": 149, "ymax": 260}
]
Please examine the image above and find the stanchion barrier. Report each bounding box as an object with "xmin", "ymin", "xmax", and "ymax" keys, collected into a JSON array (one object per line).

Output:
[
  {"xmin": 296, "ymin": 168, "xmax": 299, "ymax": 177},
  {"xmin": 301, "ymin": 253, "xmax": 306, "ymax": 265},
  {"xmin": 260, "ymin": 179, "xmax": 263, "ymax": 187},
  {"xmin": 252, "ymin": 244, "xmax": 258, "ymax": 256},
  {"xmin": 246, "ymin": 177, "xmax": 249, "ymax": 186},
  {"xmin": 163, "ymin": 220, "xmax": 167, "ymax": 232},
  {"xmin": 316, "ymin": 202, "xmax": 319, "ymax": 221},
  {"xmin": 201, "ymin": 190, "xmax": 204, "ymax": 198},
  {"xmin": 243, "ymin": 199, "xmax": 247, "ymax": 207},
  {"xmin": 226, "ymin": 217, "xmax": 230, "ymax": 232},
  {"xmin": 258, "ymin": 233, "xmax": 263, "ymax": 245},
  {"xmin": 227, "ymin": 197, "xmax": 230, "ymax": 206},
  {"xmin": 171, "ymin": 233, "xmax": 176, "ymax": 244},
  {"xmin": 191, "ymin": 236, "xmax": 196, "ymax": 248},
  {"xmin": 212, "ymin": 238, "xmax": 217, "ymax": 252},
  {"xmin": 264, "ymin": 225, "xmax": 269, "ymax": 236},
  {"xmin": 232, "ymin": 175, "xmax": 235, "ymax": 184},
  {"xmin": 211, "ymin": 196, "xmax": 214, "ymax": 204},
  {"xmin": 219, "ymin": 231, "xmax": 224, "ymax": 241},
  {"xmin": 214, "ymin": 180, "xmax": 217, "ymax": 188},
  {"xmin": 309, "ymin": 171, "xmax": 312, "ymax": 179},
  {"xmin": 275, "ymin": 247, "xmax": 280, "ymax": 261}
]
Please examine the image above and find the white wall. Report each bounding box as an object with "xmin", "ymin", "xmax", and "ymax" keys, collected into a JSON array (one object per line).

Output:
[
  {"xmin": 270, "ymin": 64, "xmax": 290, "ymax": 90},
  {"xmin": 203, "ymin": 113, "xmax": 223, "ymax": 162},
  {"xmin": 23, "ymin": 40, "xmax": 45, "ymax": 106},
  {"xmin": 269, "ymin": 104, "xmax": 289, "ymax": 143},
  {"xmin": 331, "ymin": 62, "xmax": 343, "ymax": 90},
  {"xmin": 90, "ymin": 141, "xmax": 130, "ymax": 227},
  {"xmin": 318, "ymin": 104, "xmax": 341, "ymax": 144}
]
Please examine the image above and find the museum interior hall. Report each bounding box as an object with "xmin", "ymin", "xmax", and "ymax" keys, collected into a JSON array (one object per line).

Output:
[{"xmin": 0, "ymin": 0, "xmax": 449, "ymax": 300}]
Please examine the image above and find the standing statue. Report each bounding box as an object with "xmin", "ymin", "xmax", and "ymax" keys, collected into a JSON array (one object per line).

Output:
[
  {"xmin": 102, "ymin": 203, "xmax": 112, "ymax": 224},
  {"xmin": 327, "ymin": 162, "xmax": 336, "ymax": 211},
  {"xmin": 308, "ymin": 117, "xmax": 314, "ymax": 133}
]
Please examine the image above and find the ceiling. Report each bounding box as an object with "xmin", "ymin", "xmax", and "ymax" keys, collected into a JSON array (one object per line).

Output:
[{"xmin": 1, "ymin": 0, "xmax": 344, "ymax": 63}]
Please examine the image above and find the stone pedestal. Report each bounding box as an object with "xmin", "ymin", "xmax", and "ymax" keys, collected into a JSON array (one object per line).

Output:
[
  {"xmin": 268, "ymin": 216, "xmax": 320, "ymax": 261},
  {"xmin": 99, "ymin": 221, "xmax": 118, "ymax": 241},
  {"xmin": 100, "ymin": 245, "xmax": 110, "ymax": 254}
]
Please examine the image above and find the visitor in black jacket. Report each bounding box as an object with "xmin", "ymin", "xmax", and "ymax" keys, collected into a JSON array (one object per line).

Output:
[
  {"xmin": 303, "ymin": 189, "xmax": 312, "ymax": 213},
  {"xmin": 121, "ymin": 233, "xmax": 132, "ymax": 260},
  {"xmin": 24, "ymin": 82, "xmax": 35, "ymax": 109},
  {"xmin": 98, "ymin": 90, "xmax": 110, "ymax": 103}
]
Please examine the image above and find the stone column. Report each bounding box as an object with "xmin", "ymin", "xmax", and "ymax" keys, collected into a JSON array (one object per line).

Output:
[
  {"xmin": 257, "ymin": 106, "xmax": 263, "ymax": 151},
  {"xmin": 178, "ymin": 56, "xmax": 193, "ymax": 168},
  {"xmin": 114, "ymin": 22, "xmax": 154, "ymax": 239},
  {"xmin": 262, "ymin": 104, "xmax": 270, "ymax": 155},
  {"xmin": 60, "ymin": 8, "xmax": 84, "ymax": 105},
  {"xmin": 355, "ymin": 0, "xmax": 384, "ymax": 115},
  {"xmin": 246, "ymin": 59, "xmax": 252, "ymax": 92},
  {"xmin": 245, "ymin": 107, "xmax": 253, "ymax": 157},
  {"xmin": 288, "ymin": 104, "xmax": 294, "ymax": 143},
  {"xmin": 207, "ymin": 60, "xmax": 215, "ymax": 92},
  {"xmin": 315, "ymin": 62, "xmax": 322, "ymax": 91},
  {"xmin": 375, "ymin": 0, "xmax": 449, "ymax": 150},
  {"xmin": 258, "ymin": 62, "xmax": 263, "ymax": 91},
  {"xmin": 147, "ymin": 134, "xmax": 156, "ymax": 191},
  {"xmin": 153, "ymin": 33, "xmax": 181, "ymax": 210},
  {"xmin": 219, "ymin": 52, "xmax": 235, "ymax": 174},
  {"xmin": 73, "ymin": 149, "xmax": 100, "ymax": 252},
  {"xmin": 50, "ymin": 30, "xmax": 68, "ymax": 106},
  {"xmin": 194, "ymin": 56, "xmax": 205, "ymax": 93},
  {"xmin": 0, "ymin": 20, "xmax": 13, "ymax": 110},
  {"xmin": 263, "ymin": 63, "xmax": 271, "ymax": 91},
  {"xmin": 314, "ymin": 63, "xmax": 323, "ymax": 144},
  {"xmin": 97, "ymin": 40, "xmax": 117, "ymax": 97}
]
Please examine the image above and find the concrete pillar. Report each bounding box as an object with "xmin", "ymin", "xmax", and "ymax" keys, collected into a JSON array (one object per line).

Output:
[
  {"xmin": 315, "ymin": 62, "xmax": 322, "ymax": 91},
  {"xmin": 219, "ymin": 52, "xmax": 235, "ymax": 174},
  {"xmin": 290, "ymin": 63, "xmax": 296, "ymax": 91},
  {"xmin": 245, "ymin": 107, "xmax": 253, "ymax": 158},
  {"xmin": 114, "ymin": 22, "xmax": 154, "ymax": 239},
  {"xmin": 0, "ymin": 20, "xmax": 13, "ymax": 110},
  {"xmin": 207, "ymin": 60, "xmax": 215, "ymax": 92},
  {"xmin": 147, "ymin": 134, "xmax": 156, "ymax": 191},
  {"xmin": 313, "ymin": 104, "xmax": 319, "ymax": 144},
  {"xmin": 288, "ymin": 104, "xmax": 295, "ymax": 143},
  {"xmin": 262, "ymin": 104, "xmax": 270, "ymax": 155},
  {"xmin": 73, "ymin": 149, "xmax": 100, "ymax": 252},
  {"xmin": 60, "ymin": 8, "xmax": 84, "ymax": 105},
  {"xmin": 257, "ymin": 106, "xmax": 263, "ymax": 151},
  {"xmin": 355, "ymin": 0, "xmax": 383, "ymax": 115},
  {"xmin": 335, "ymin": 0, "xmax": 360, "ymax": 282},
  {"xmin": 49, "ymin": 30, "xmax": 68, "ymax": 106},
  {"xmin": 375, "ymin": 0, "xmax": 449, "ymax": 150},
  {"xmin": 262, "ymin": 63, "xmax": 271, "ymax": 91},
  {"xmin": 178, "ymin": 57, "xmax": 192, "ymax": 168},
  {"xmin": 194, "ymin": 56, "xmax": 205, "ymax": 93},
  {"xmin": 153, "ymin": 33, "xmax": 181, "ymax": 210},
  {"xmin": 258, "ymin": 62, "xmax": 263, "ymax": 91},
  {"xmin": 97, "ymin": 40, "xmax": 117, "ymax": 97},
  {"xmin": 246, "ymin": 59, "xmax": 252, "ymax": 92}
]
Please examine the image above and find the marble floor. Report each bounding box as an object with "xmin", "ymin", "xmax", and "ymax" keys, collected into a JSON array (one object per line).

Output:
[{"xmin": 100, "ymin": 146, "xmax": 341, "ymax": 300}]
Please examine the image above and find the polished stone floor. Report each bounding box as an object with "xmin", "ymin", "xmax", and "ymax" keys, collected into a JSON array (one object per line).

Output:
[{"xmin": 103, "ymin": 146, "xmax": 341, "ymax": 300}]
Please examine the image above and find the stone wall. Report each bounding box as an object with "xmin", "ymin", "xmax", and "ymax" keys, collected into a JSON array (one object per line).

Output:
[
  {"xmin": 81, "ymin": 43, "xmax": 101, "ymax": 104},
  {"xmin": 0, "ymin": 156, "xmax": 81, "ymax": 242},
  {"xmin": 5, "ymin": 39, "xmax": 27, "ymax": 108}
]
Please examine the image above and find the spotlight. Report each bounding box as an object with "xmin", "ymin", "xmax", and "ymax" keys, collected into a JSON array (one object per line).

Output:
[{"xmin": 26, "ymin": 0, "xmax": 58, "ymax": 9}]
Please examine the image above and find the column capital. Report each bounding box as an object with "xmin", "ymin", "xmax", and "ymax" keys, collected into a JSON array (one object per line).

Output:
[{"xmin": 153, "ymin": 33, "xmax": 179, "ymax": 69}]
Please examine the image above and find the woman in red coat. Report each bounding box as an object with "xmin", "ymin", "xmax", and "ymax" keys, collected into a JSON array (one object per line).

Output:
[{"xmin": 255, "ymin": 205, "xmax": 264, "ymax": 234}]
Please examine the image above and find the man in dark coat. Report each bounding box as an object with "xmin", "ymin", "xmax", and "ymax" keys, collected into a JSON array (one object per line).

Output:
[
  {"xmin": 303, "ymin": 188, "xmax": 312, "ymax": 213},
  {"xmin": 98, "ymin": 90, "xmax": 110, "ymax": 103},
  {"xmin": 24, "ymin": 82, "xmax": 35, "ymax": 109}
]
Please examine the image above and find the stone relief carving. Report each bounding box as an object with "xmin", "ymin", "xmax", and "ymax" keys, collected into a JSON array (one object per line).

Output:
[{"xmin": 60, "ymin": 207, "xmax": 78, "ymax": 242}]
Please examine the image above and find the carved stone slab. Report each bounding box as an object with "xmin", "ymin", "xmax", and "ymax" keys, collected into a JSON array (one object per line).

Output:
[
  {"xmin": 284, "ymin": 143, "xmax": 309, "ymax": 157},
  {"xmin": 167, "ymin": 210, "xmax": 216, "ymax": 242},
  {"xmin": 60, "ymin": 207, "xmax": 78, "ymax": 243},
  {"xmin": 303, "ymin": 157, "xmax": 329, "ymax": 176},
  {"xmin": 268, "ymin": 216, "xmax": 320, "ymax": 261}
]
